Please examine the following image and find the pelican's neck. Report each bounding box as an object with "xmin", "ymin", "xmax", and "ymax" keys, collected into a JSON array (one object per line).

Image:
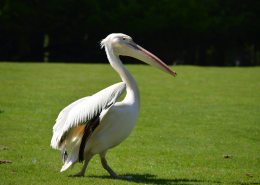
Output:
[{"xmin": 105, "ymin": 45, "xmax": 140, "ymax": 106}]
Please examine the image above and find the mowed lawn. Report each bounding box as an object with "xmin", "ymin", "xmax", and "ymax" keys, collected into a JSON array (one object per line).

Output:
[{"xmin": 0, "ymin": 62, "xmax": 259, "ymax": 184}]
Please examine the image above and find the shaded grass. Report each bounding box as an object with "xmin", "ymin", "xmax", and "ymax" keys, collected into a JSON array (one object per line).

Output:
[{"xmin": 0, "ymin": 62, "xmax": 259, "ymax": 184}]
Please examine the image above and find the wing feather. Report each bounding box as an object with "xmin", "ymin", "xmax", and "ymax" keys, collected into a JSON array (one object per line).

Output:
[
  {"xmin": 53, "ymin": 97, "xmax": 90, "ymax": 133},
  {"xmin": 51, "ymin": 82, "xmax": 126, "ymax": 150}
]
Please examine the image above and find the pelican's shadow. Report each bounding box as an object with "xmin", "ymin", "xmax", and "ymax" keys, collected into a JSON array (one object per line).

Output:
[{"xmin": 90, "ymin": 173, "xmax": 221, "ymax": 184}]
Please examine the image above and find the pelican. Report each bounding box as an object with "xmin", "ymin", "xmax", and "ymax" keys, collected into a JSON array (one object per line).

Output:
[{"xmin": 51, "ymin": 33, "xmax": 176, "ymax": 178}]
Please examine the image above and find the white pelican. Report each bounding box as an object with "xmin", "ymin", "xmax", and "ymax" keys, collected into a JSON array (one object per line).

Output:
[{"xmin": 51, "ymin": 33, "xmax": 176, "ymax": 178}]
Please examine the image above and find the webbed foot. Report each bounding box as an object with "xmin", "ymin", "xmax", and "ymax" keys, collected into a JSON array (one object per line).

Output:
[
  {"xmin": 70, "ymin": 172, "xmax": 84, "ymax": 177},
  {"xmin": 117, "ymin": 175, "xmax": 133, "ymax": 179}
]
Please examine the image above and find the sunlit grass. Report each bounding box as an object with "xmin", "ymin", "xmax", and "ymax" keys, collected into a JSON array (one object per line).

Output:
[{"xmin": 0, "ymin": 62, "xmax": 259, "ymax": 184}]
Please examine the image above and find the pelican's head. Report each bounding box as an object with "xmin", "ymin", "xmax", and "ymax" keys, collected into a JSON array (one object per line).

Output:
[{"xmin": 101, "ymin": 33, "xmax": 177, "ymax": 77}]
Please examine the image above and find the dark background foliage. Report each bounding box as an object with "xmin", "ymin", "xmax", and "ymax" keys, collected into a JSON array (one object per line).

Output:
[{"xmin": 0, "ymin": 0, "xmax": 259, "ymax": 66}]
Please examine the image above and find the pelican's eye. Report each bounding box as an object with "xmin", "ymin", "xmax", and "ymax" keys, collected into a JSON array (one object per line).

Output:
[{"xmin": 123, "ymin": 37, "xmax": 126, "ymax": 40}]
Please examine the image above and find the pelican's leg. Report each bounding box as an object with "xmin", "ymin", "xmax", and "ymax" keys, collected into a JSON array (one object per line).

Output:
[
  {"xmin": 71, "ymin": 152, "xmax": 94, "ymax": 177},
  {"xmin": 99, "ymin": 150, "xmax": 133, "ymax": 179}
]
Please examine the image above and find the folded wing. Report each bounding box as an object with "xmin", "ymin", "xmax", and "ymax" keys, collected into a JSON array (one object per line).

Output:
[{"xmin": 50, "ymin": 82, "xmax": 126, "ymax": 151}]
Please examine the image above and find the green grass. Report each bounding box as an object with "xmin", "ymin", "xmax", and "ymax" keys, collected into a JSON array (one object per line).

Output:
[{"xmin": 0, "ymin": 62, "xmax": 259, "ymax": 184}]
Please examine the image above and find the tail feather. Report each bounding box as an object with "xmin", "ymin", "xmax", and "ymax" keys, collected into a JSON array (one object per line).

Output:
[
  {"xmin": 61, "ymin": 150, "xmax": 68, "ymax": 164},
  {"xmin": 60, "ymin": 138, "xmax": 82, "ymax": 172},
  {"xmin": 60, "ymin": 161, "xmax": 73, "ymax": 172}
]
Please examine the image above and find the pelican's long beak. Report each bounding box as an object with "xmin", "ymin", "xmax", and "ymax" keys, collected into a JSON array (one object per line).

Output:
[{"xmin": 125, "ymin": 42, "xmax": 177, "ymax": 77}]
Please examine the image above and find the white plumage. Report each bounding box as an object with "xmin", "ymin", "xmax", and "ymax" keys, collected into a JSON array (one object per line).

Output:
[
  {"xmin": 51, "ymin": 82, "xmax": 126, "ymax": 150},
  {"xmin": 51, "ymin": 33, "xmax": 176, "ymax": 178}
]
